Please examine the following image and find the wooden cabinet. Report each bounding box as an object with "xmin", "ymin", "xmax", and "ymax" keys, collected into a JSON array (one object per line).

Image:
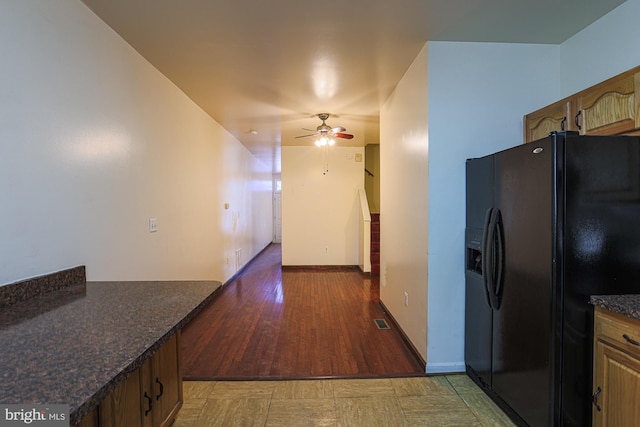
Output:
[
  {"xmin": 77, "ymin": 408, "xmax": 99, "ymax": 427},
  {"xmin": 524, "ymin": 66, "xmax": 640, "ymax": 143},
  {"xmin": 78, "ymin": 332, "xmax": 182, "ymax": 427},
  {"xmin": 575, "ymin": 69, "xmax": 640, "ymax": 136},
  {"xmin": 142, "ymin": 332, "xmax": 183, "ymax": 427},
  {"xmin": 99, "ymin": 368, "xmax": 146, "ymax": 427},
  {"xmin": 592, "ymin": 306, "xmax": 640, "ymax": 426},
  {"xmin": 524, "ymin": 98, "xmax": 574, "ymax": 143}
]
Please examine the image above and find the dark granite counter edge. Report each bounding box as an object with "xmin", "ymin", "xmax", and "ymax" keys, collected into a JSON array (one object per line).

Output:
[
  {"xmin": 590, "ymin": 294, "xmax": 640, "ymax": 321},
  {"xmin": 0, "ymin": 266, "xmax": 86, "ymax": 308},
  {"xmin": 69, "ymin": 284, "xmax": 222, "ymax": 425}
]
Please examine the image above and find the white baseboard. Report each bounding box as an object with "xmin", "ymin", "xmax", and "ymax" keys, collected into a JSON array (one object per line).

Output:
[{"xmin": 426, "ymin": 361, "xmax": 465, "ymax": 374}]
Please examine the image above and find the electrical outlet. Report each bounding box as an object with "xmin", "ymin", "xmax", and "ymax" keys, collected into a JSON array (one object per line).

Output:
[
  {"xmin": 404, "ymin": 291, "xmax": 409, "ymax": 306},
  {"xmin": 149, "ymin": 217, "xmax": 158, "ymax": 233}
]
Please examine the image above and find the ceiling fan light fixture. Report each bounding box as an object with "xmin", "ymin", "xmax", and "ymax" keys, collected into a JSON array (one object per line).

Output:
[
  {"xmin": 295, "ymin": 113, "xmax": 354, "ymax": 142},
  {"xmin": 314, "ymin": 136, "xmax": 335, "ymax": 147}
]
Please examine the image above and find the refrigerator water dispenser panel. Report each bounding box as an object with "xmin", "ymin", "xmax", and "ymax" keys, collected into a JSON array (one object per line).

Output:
[
  {"xmin": 467, "ymin": 248, "xmax": 482, "ymax": 275},
  {"xmin": 465, "ymin": 228, "xmax": 484, "ymax": 276}
]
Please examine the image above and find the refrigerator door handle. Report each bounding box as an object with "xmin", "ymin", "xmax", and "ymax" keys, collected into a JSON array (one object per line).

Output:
[
  {"xmin": 485, "ymin": 208, "xmax": 500, "ymax": 310},
  {"xmin": 481, "ymin": 208, "xmax": 494, "ymax": 309},
  {"xmin": 493, "ymin": 209, "xmax": 505, "ymax": 309}
]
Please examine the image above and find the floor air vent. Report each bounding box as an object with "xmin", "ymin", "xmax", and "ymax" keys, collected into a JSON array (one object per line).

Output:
[{"xmin": 374, "ymin": 319, "xmax": 390, "ymax": 329}]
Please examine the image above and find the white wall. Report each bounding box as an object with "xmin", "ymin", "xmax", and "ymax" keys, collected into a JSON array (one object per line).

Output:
[
  {"xmin": 560, "ymin": 0, "xmax": 640, "ymax": 96},
  {"xmin": 425, "ymin": 42, "xmax": 560, "ymax": 373},
  {"xmin": 380, "ymin": 41, "xmax": 560, "ymax": 371},
  {"xmin": 380, "ymin": 45, "xmax": 430, "ymax": 361},
  {"xmin": 0, "ymin": 0, "xmax": 272, "ymax": 285},
  {"xmin": 417, "ymin": 0, "xmax": 640, "ymax": 373},
  {"xmin": 281, "ymin": 145, "xmax": 364, "ymax": 265}
]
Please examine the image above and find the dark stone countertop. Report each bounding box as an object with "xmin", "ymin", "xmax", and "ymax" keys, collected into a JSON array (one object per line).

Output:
[
  {"xmin": 0, "ymin": 279, "xmax": 222, "ymax": 425},
  {"xmin": 590, "ymin": 294, "xmax": 640, "ymax": 321}
]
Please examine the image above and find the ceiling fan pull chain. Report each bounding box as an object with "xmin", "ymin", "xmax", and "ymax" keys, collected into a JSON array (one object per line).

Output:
[{"xmin": 323, "ymin": 143, "xmax": 329, "ymax": 175}]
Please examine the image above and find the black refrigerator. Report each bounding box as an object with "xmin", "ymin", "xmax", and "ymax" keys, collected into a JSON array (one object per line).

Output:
[{"xmin": 465, "ymin": 131, "xmax": 640, "ymax": 426}]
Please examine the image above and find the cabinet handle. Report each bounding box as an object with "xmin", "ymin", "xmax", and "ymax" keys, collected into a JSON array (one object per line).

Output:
[
  {"xmin": 155, "ymin": 377, "xmax": 164, "ymax": 400},
  {"xmin": 560, "ymin": 116, "xmax": 566, "ymax": 131},
  {"xmin": 574, "ymin": 110, "xmax": 582, "ymax": 130},
  {"xmin": 144, "ymin": 391, "xmax": 153, "ymax": 416},
  {"xmin": 592, "ymin": 386, "xmax": 602, "ymax": 412},
  {"xmin": 623, "ymin": 334, "xmax": 640, "ymax": 346}
]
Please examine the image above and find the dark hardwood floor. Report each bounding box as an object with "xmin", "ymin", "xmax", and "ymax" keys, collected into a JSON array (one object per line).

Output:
[{"xmin": 181, "ymin": 244, "xmax": 425, "ymax": 380}]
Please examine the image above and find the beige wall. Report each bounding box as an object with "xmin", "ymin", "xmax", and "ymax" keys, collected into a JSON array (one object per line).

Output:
[
  {"xmin": 380, "ymin": 44, "xmax": 429, "ymax": 361},
  {"xmin": 0, "ymin": 0, "xmax": 272, "ymax": 285},
  {"xmin": 281, "ymin": 145, "xmax": 364, "ymax": 265}
]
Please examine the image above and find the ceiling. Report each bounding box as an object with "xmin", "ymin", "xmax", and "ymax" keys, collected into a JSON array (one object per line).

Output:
[{"xmin": 80, "ymin": 0, "xmax": 625, "ymax": 172}]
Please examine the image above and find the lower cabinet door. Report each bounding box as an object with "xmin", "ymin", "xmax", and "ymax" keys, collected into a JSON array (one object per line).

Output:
[
  {"xmin": 153, "ymin": 332, "xmax": 182, "ymax": 427},
  {"xmin": 141, "ymin": 359, "xmax": 155, "ymax": 427},
  {"xmin": 91, "ymin": 332, "xmax": 183, "ymax": 427},
  {"xmin": 593, "ymin": 340, "xmax": 640, "ymax": 426},
  {"xmin": 99, "ymin": 369, "xmax": 144, "ymax": 427},
  {"xmin": 76, "ymin": 407, "xmax": 99, "ymax": 427}
]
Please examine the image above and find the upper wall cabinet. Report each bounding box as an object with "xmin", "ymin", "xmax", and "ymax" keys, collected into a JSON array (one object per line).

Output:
[
  {"xmin": 576, "ymin": 69, "xmax": 640, "ymax": 136},
  {"xmin": 524, "ymin": 98, "xmax": 575, "ymax": 143},
  {"xmin": 524, "ymin": 66, "xmax": 640, "ymax": 143}
]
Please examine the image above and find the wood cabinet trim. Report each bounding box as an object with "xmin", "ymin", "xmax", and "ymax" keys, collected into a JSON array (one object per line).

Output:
[{"xmin": 595, "ymin": 307, "xmax": 640, "ymax": 358}]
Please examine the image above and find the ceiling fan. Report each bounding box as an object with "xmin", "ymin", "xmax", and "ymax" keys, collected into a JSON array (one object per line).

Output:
[{"xmin": 295, "ymin": 113, "xmax": 354, "ymax": 145}]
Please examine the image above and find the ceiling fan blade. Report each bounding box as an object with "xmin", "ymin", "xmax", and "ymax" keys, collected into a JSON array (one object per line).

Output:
[
  {"xmin": 302, "ymin": 128, "xmax": 317, "ymax": 132},
  {"xmin": 295, "ymin": 133, "xmax": 318, "ymax": 139},
  {"xmin": 331, "ymin": 126, "xmax": 346, "ymax": 133},
  {"xmin": 334, "ymin": 133, "xmax": 354, "ymax": 139}
]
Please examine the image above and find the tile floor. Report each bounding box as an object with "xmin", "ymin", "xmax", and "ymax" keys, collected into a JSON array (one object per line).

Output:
[{"xmin": 174, "ymin": 375, "xmax": 516, "ymax": 426}]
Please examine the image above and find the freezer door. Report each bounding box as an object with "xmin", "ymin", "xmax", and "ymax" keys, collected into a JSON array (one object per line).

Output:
[
  {"xmin": 466, "ymin": 156, "xmax": 494, "ymax": 229},
  {"xmin": 465, "ymin": 156, "xmax": 494, "ymax": 388},
  {"xmin": 492, "ymin": 138, "xmax": 555, "ymax": 427},
  {"xmin": 465, "ymin": 228, "xmax": 493, "ymax": 387}
]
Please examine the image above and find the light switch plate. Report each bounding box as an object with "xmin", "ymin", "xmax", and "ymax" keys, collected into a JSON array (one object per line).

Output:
[{"xmin": 149, "ymin": 217, "xmax": 158, "ymax": 233}]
